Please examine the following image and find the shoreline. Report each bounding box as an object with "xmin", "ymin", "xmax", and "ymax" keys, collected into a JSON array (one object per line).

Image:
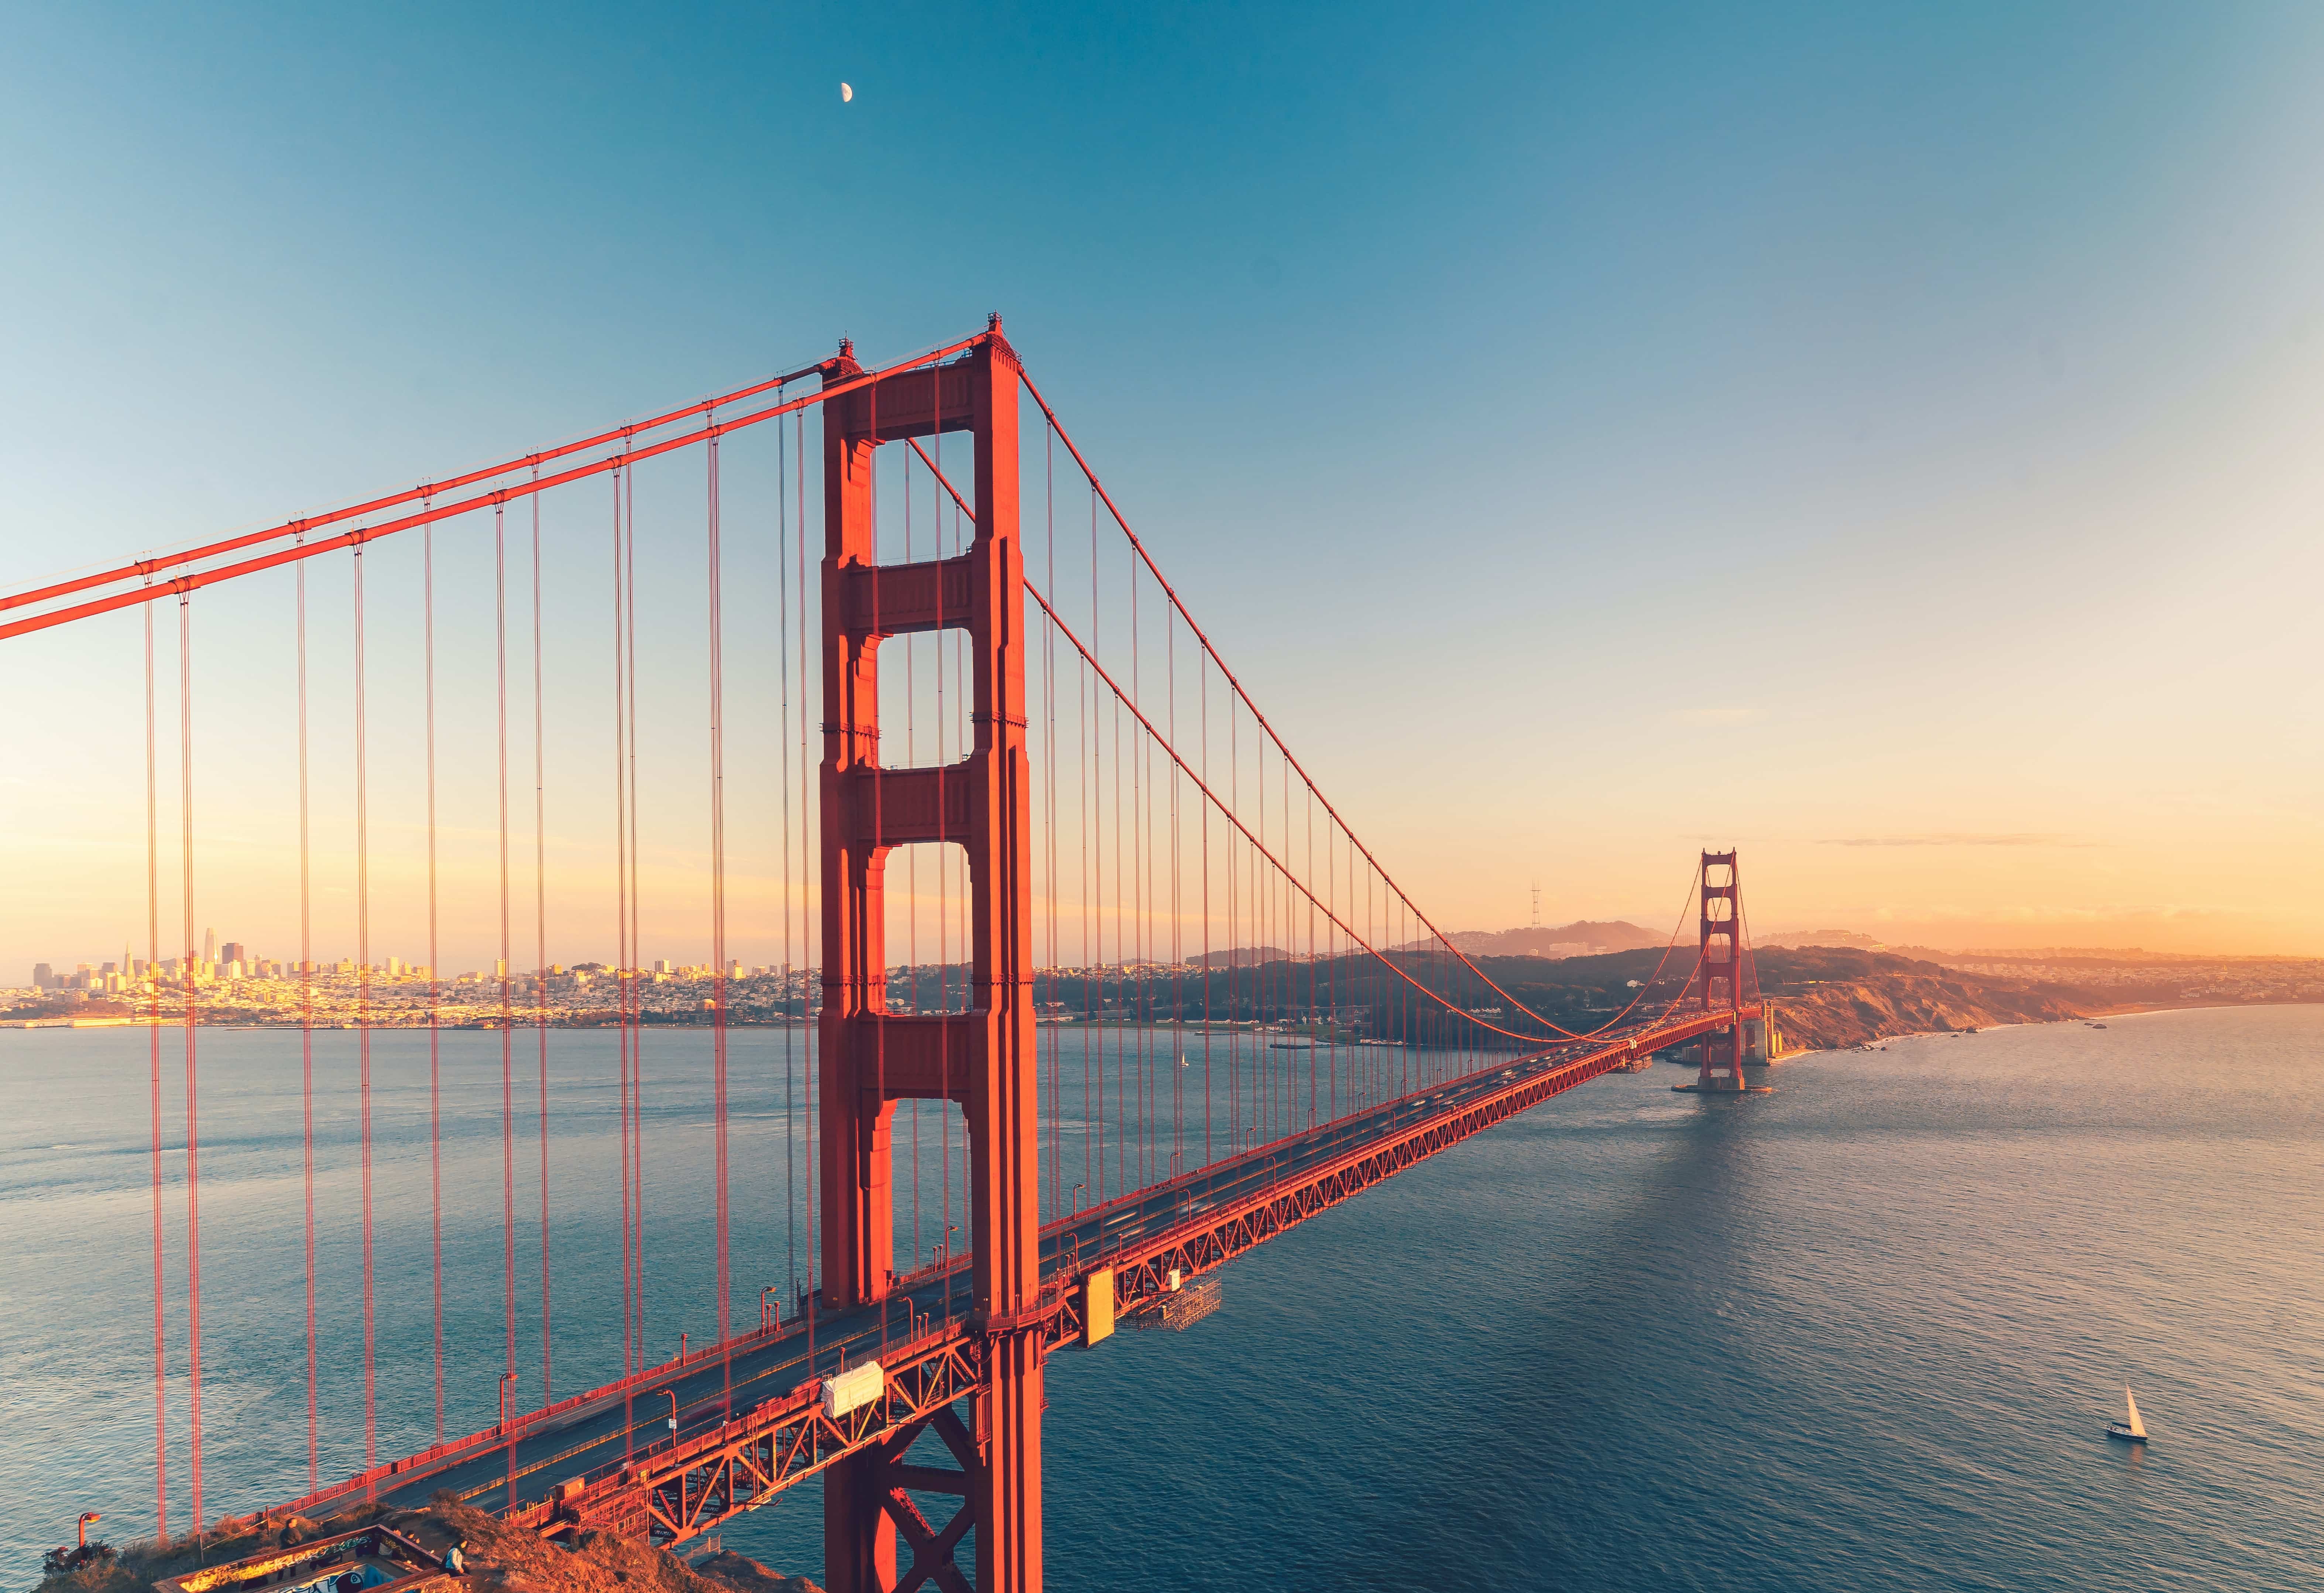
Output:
[
  {"xmin": 9, "ymin": 998, "xmax": 2318, "ymax": 1041},
  {"xmin": 1777, "ymin": 999, "xmax": 2319, "ymax": 1056}
]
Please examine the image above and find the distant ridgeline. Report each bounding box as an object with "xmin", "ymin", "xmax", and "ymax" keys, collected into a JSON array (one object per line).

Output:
[
  {"xmin": 1416, "ymin": 921, "xmax": 1674, "ymax": 959},
  {"xmin": 1033, "ymin": 943, "xmax": 2107, "ymax": 1049}
]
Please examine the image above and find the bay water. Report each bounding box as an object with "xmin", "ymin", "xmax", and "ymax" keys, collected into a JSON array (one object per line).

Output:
[{"xmin": 3, "ymin": 1006, "xmax": 2318, "ymax": 1589}]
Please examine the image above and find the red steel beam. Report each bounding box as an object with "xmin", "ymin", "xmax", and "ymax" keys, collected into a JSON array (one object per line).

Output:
[
  {"xmin": 0, "ymin": 334, "xmax": 991, "ymax": 644},
  {"xmin": 0, "ymin": 360, "xmax": 861, "ymax": 616},
  {"xmin": 1089, "ymin": 1008, "xmax": 1757, "ymax": 1322},
  {"xmin": 501, "ymin": 1007, "xmax": 1752, "ymax": 1554}
]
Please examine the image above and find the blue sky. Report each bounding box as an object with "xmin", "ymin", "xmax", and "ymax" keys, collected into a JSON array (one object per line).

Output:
[{"xmin": 4, "ymin": 1, "xmax": 2322, "ymax": 963}]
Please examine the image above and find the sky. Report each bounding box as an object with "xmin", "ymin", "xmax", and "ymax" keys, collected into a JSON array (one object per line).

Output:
[{"xmin": 3, "ymin": 0, "xmax": 2322, "ymax": 973}]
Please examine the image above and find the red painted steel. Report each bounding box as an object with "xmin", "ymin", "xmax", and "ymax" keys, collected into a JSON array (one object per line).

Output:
[
  {"xmin": 1090, "ymin": 1008, "xmax": 1761, "ymax": 1316},
  {"xmin": 1695, "ymin": 851, "xmax": 1747, "ymax": 1090},
  {"xmin": 0, "ymin": 338, "xmax": 988, "ymax": 643},
  {"xmin": 0, "ymin": 356, "xmax": 842, "ymax": 619},
  {"xmin": 818, "ymin": 323, "xmax": 1041, "ymax": 1593},
  {"xmin": 18, "ymin": 323, "xmax": 1784, "ymax": 1579},
  {"xmin": 502, "ymin": 1005, "xmax": 1760, "ymax": 1556}
]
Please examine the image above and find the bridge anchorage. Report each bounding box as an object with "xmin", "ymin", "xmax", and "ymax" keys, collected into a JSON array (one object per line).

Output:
[{"xmin": 5, "ymin": 316, "xmax": 1772, "ymax": 1593}]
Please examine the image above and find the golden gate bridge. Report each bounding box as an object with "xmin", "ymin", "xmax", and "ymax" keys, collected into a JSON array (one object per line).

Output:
[{"xmin": 1, "ymin": 318, "xmax": 1765, "ymax": 1593}]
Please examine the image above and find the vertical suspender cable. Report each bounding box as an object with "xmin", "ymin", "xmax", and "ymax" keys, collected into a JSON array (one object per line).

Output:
[
  {"xmin": 794, "ymin": 407, "xmax": 813, "ymax": 1302},
  {"xmin": 497, "ymin": 504, "xmax": 518, "ymax": 1393},
  {"xmin": 145, "ymin": 590, "xmax": 166, "ymax": 1538},
  {"xmin": 797, "ymin": 405, "xmax": 814, "ymax": 1309},
  {"xmin": 423, "ymin": 518, "xmax": 443, "ymax": 1441},
  {"xmin": 1105, "ymin": 492, "xmax": 1122, "ymax": 1203},
  {"xmin": 865, "ymin": 382, "xmax": 890, "ymax": 1321},
  {"xmin": 778, "ymin": 397, "xmax": 796, "ymax": 1303},
  {"xmin": 354, "ymin": 545, "xmax": 374, "ymax": 1475},
  {"xmin": 1078, "ymin": 569, "xmax": 1091, "ymax": 1211},
  {"xmin": 625, "ymin": 464, "xmax": 645, "ymax": 1356},
  {"xmin": 926, "ymin": 419, "xmax": 943, "ymax": 1282},
  {"xmin": 1128, "ymin": 558, "xmax": 1144, "ymax": 1185},
  {"xmin": 906, "ymin": 446, "xmax": 921, "ymax": 1268},
  {"xmin": 1044, "ymin": 420, "xmax": 1060, "ymax": 1217},
  {"xmin": 708, "ymin": 429, "xmax": 731, "ymax": 1396},
  {"xmin": 178, "ymin": 591, "xmax": 205, "ymax": 1532},
  {"xmin": 611, "ymin": 467, "xmax": 635, "ymax": 1431},
  {"xmin": 298, "ymin": 548, "xmax": 319, "ymax": 1482},
  {"xmin": 533, "ymin": 471, "xmax": 553, "ymax": 1400},
  {"xmin": 1199, "ymin": 643, "xmax": 1211, "ymax": 1169},
  {"xmin": 1168, "ymin": 603, "xmax": 1181, "ymax": 1175}
]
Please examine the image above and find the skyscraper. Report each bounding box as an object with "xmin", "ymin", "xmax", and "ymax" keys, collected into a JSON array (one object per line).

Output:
[{"xmin": 203, "ymin": 928, "xmax": 217, "ymax": 963}]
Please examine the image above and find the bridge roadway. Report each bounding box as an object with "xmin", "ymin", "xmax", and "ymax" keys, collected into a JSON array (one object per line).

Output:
[{"xmin": 274, "ymin": 1007, "xmax": 1753, "ymax": 1538}]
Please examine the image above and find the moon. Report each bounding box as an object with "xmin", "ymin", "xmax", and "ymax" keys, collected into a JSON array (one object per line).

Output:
[{"xmin": 841, "ymin": 82, "xmax": 853, "ymax": 102}]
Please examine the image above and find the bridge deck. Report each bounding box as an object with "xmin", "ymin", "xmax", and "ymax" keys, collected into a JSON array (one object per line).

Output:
[{"xmin": 270, "ymin": 1007, "xmax": 1754, "ymax": 1542}]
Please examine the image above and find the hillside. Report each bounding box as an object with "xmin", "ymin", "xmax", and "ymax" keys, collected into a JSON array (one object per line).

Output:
[
  {"xmin": 1408, "ymin": 944, "xmax": 2095, "ymax": 1051},
  {"xmin": 32, "ymin": 1497, "xmax": 822, "ymax": 1593},
  {"xmin": 1750, "ymin": 947, "xmax": 2088, "ymax": 1049},
  {"xmin": 1432, "ymin": 920, "xmax": 1671, "ymax": 958}
]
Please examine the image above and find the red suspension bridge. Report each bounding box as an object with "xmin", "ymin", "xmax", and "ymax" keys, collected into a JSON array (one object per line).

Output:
[{"xmin": 3, "ymin": 320, "xmax": 1768, "ymax": 1593}]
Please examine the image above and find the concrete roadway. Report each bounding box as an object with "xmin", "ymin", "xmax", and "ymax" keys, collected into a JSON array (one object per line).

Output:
[{"xmin": 303, "ymin": 1019, "xmax": 1685, "ymax": 1524}]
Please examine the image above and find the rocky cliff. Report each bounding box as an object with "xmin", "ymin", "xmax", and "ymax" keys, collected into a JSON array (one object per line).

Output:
[
  {"xmin": 33, "ymin": 1499, "xmax": 824, "ymax": 1593},
  {"xmin": 1754, "ymin": 948, "xmax": 2088, "ymax": 1051}
]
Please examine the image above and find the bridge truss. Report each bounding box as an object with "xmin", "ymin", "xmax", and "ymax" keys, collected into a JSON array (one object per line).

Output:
[{"xmin": 1, "ymin": 321, "xmax": 1766, "ymax": 1593}]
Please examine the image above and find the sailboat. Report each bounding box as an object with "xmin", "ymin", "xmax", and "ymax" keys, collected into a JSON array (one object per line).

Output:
[{"xmin": 2106, "ymin": 1387, "xmax": 2149, "ymax": 1443}]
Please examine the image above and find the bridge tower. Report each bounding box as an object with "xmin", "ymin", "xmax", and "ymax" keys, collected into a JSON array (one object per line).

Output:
[
  {"xmin": 1695, "ymin": 850, "xmax": 1748, "ymax": 1091},
  {"xmin": 818, "ymin": 321, "xmax": 1044, "ymax": 1593}
]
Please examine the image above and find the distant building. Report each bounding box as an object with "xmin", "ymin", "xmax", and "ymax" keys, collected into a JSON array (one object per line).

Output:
[
  {"xmin": 32, "ymin": 963, "xmax": 54, "ymax": 990},
  {"xmin": 204, "ymin": 928, "xmax": 218, "ymax": 963},
  {"xmin": 222, "ymin": 942, "xmax": 247, "ymax": 966}
]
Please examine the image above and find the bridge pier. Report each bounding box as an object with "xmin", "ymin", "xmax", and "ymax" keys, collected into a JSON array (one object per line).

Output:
[{"xmin": 818, "ymin": 322, "xmax": 1043, "ymax": 1593}]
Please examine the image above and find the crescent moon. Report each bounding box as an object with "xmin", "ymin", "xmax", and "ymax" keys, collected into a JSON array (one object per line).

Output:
[{"xmin": 841, "ymin": 82, "xmax": 853, "ymax": 102}]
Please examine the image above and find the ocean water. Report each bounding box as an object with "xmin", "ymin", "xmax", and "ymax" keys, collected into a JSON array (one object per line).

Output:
[{"xmin": 3, "ymin": 1007, "xmax": 2319, "ymax": 1590}]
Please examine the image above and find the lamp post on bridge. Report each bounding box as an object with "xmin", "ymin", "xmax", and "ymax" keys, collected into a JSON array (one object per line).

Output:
[{"xmin": 77, "ymin": 1513, "xmax": 100, "ymax": 1550}]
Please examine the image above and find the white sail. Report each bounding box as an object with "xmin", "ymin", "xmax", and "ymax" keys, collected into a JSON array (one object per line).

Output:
[{"xmin": 2125, "ymin": 1387, "xmax": 2146, "ymax": 1439}]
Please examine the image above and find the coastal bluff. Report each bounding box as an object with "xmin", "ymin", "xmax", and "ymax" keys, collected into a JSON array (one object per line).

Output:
[{"xmin": 1751, "ymin": 946, "xmax": 2086, "ymax": 1050}]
